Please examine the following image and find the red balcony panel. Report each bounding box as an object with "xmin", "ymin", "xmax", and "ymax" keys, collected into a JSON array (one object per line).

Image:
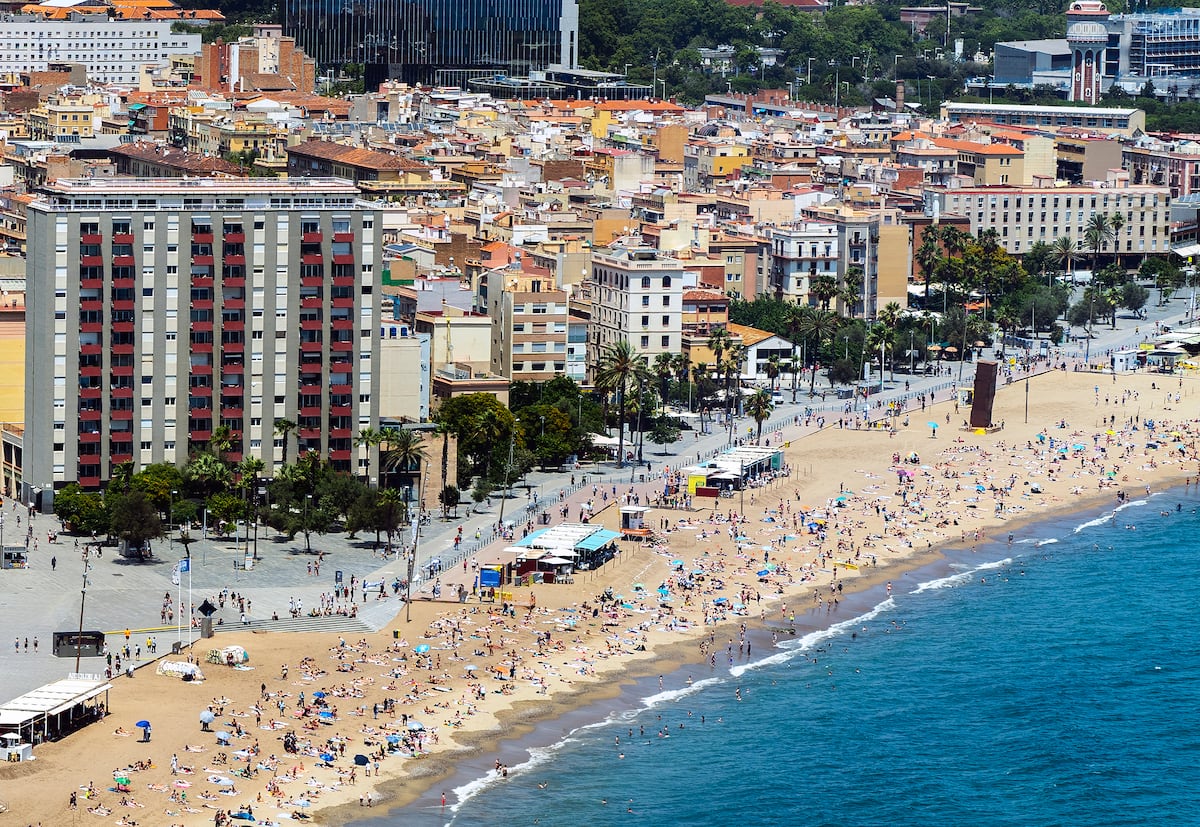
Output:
[
  {"xmin": 77, "ymin": 474, "xmax": 101, "ymax": 489},
  {"xmin": 191, "ymin": 275, "xmax": 215, "ymax": 288},
  {"xmin": 112, "ymin": 255, "xmax": 135, "ymax": 267},
  {"xmin": 79, "ymin": 407, "xmax": 102, "ymax": 420},
  {"xmin": 81, "ymin": 298, "xmax": 104, "ymax": 312},
  {"xmin": 191, "ymin": 299, "xmax": 213, "ymax": 311},
  {"xmin": 190, "ymin": 429, "xmax": 212, "ymax": 442},
  {"xmin": 110, "ymin": 364, "xmax": 134, "ymax": 376},
  {"xmin": 193, "ymin": 231, "xmax": 214, "ymax": 244},
  {"xmin": 110, "ymin": 430, "xmax": 134, "ymax": 442},
  {"xmin": 332, "ymin": 232, "xmax": 354, "ymax": 243},
  {"xmin": 331, "ymin": 297, "xmax": 354, "ymax": 309},
  {"xmin": 300, "ymin": 340, "xmax": 323, "ymax": 353},
  {"xmin": 222, "ymin": 340, "xmax": 245, "ymax": 353},
  {"xmin": 80, "ymin": 255, "xmax": 103, "ymax": 267},
  {"xmin": 223, "ymin": 298, "xmax": 245, "ymax": 310},
  {"xmin": 80, "ymin": 234, "xmax": 102, "ymax": 245},
  {"xmin": 111, "ymin": 300, "xmax": 135, "ymax": 312},
  {"xmin": 301, "ymin": 296, "xmax": 323, "ymax": 309},
  {"xmin": 300, "ymin": 319, "xmax": 323, "ymax": 331},
  {"xmin": 301, "ymin": 253, "xmax": 323, "ymax": 266},
  {"xmin": 329, "ymin": 428, "xmax": 351, "ymax": 439},
  {"xmin": 331, "ymin": 318, "xmax": 353, "ymax": 330},
  {"xmin": 224, "ymin": 254, "xmax": 245, "ymax": 266},
  {"xmin": 190, "ymin": 363, "xmax": 212, "ymax": 376},
  {"xmin": 110, "ymin": 386, "xmax": 133, "ymax": 398},
  {"xmin": 111, "ymin": 321, "xmax": 134, "ymax": 334},
  {"xmin": 302, "ymin": 232, "xmax": 323, "ymax": 243},
  {"xmin": 80, "ymin": 343, "xmax": 104, "ymax": 356},
  {"xmin": 112, "ymin": 233, "xmax": 134, "ymax": 244},
  {"xmin": 79, "ymin": 386, "xmax": 102, "ymax": 399},
  {"xmin": 79, "ymin": 430, "xmax": 101, "ymax": 443},
  {"xmin": 191, "ymin": 341, "xmax": 213, "ymax": 353},
  {"xmin": 192, "ymin": 255, "xmax": 215, "ymax": 266},
  {"xmin": 300, "ymin": 359, "xmax": 323, "ymax": 372},
  {"xmin": 332, "ymin": 254, "xmax": 354, "ymax": 266},
  {"xmin": 221, "ymin": 407, "xmax": 244, "ymax": 420},
  {"xmin": 329, "ymin": 449, "xmax": 351, "ymax": 461},
  {"xmin": 332, "ymin": 275, "xmax": 355, "ymax": 287},
  {"xmin": 299, "ymin": 427, "xmax": 322, "ymax": 439},
  {"xmin": 299, "ymin": 405, "xmax": 323, "ymax": 417},
  {"xmin": 223, "ymin": 322, "xmax": 245, "ymax": 334},
  {"xmin": 111, "ymin": 344, "xmax": 134, "ymax": 355},
  {"xmin": 191, "ymin": 383, "xmax": 213, "ymax": 395},
  {"xmin": 301, "ymin": 276, "xmax": 324, "ymax": 288},
  {"xmin": 221, "ymin": 362, "xmax": 244, "ymax": 374},
  {"xmin": 191, "ymin": 321, "xmax": 213, "ymax": 332},
  {"xmin": 80, "ymin": 322, "xmax": 103, "ymax": 333},
  {"xmin": 80, "ymin": 278, "xmax": 103, "ymax": 289},
  {"xmin": 223, "ymin": 232, "xmax": 245, "ymax": 244},
  {"xmin": 330, "ymin": 340, "xmax": 353, "ymax": 352},
  {"xmin": 330, "ymin": 405, "xmax": 352, "ymax": 416},
  {"xmin": 79, "ymin": 366, "xmax": 102, "ymax": 380},
  {"xmin": 111, "ymin": 277, "xmax": 135, "ymax": 289},
  {"xmin": 110, "ymin": 408, "xmax": 133, "ymax": 420}
]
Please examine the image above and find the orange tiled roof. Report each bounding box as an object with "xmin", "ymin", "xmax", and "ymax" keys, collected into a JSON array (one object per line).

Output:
[{"xmin": 725, "ymin": 322, "xmax": 776, "ymax": 346}]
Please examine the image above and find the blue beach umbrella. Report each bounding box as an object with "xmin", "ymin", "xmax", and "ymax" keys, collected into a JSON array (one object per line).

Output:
[
  {"xmin": 407, "ymin": 721, "xmax": 425, "ymax": 731},
  {"xmin": 414, "ymin": 644, "xmax": 430, "ymax": 654},
  {"xmin": 386, "ymin": 734, "xmax": 401, "ymax": 744},
  {"xmin": 312, "ymin": 691, "xmax": 326, "ymax": 698},
  {"xmin": 319, "ymin": 752, "xmax": 335, "ymax": 762},
  {"xmin": 136, "ymin": 719, "xmax": 150, "ymax": 728},
  {"xmin": 756, "ymin": 569, "xmax": 771, "ymax": 577},
  {"xmin": 671, "ymin": 559, "xmax": 684, "ymax": 567}
]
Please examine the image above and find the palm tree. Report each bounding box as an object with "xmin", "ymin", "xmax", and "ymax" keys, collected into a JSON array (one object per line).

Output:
[
  {"xmin": 377, "ymin": 487, "xmax": 406, "ymax": 553},
  {"xmin": 691, "ymin": 361, "xmax": 709, "ymax": 425},
  {"xmin": 594, "ymin": 340, "xmax": 650, "ymax": 468},
  {"xmin": 745, "ymin": 389, "xmax": 774, "ymax": 444},
  {"xmin": 1084, "ymin": 212, "xmax": 1114, "ymax": 273},
  {"xmin": 1051, "ymin": 235, "xmax": 1076, "ymax": 283},
  {"xmin": 724, "ymin": 343, "xmax": 748, "ymax": 425},
  {"xmin": 839, "ymin": 266, "xmax": 864, "ymax": 318},
  {"xmin": 764, "ymin": 354, "xmax": 781, "ymax": 390},
  {"xmin": 273, "ymin": 418, "xmax": 297, "ymax": 466},
  {"xmin": 353, "ymin": 427, "xmax": 381, "ymax": 481},
  {"xmin": 1110, "ymin": 211, "xmax": 1125, "ymax": 268},
  {"xmin": 798, "ymin": 309, "xmax": 842, "ymax": 396},
  {"xmin": 917, "ymin": 225, "xmax": 942, "ymax": 307},
  {"xmin": 186, "ymin": 452, "xmax": 231, "ymax": 499},
  {"xmin": 671, "ymin": 353, "xmax": 690, "ymax": 410},
  {"xmin": 939, "ymin": 226, "xmax": 967, "ymax": 310},
  {"xmin": 786, "ymin": 304, "xmax": 811, "ymax": 403},
  {"xmin": 382, "ymin": 428, "xmax": 427, "ymax": 507},
  {"xmin": 810, "ymin": 275, "xmax": 839, "ymax": 310},
  {"xmin": 653, "ymin": 352, "xmax": 674, "ymax": 412},
  {"xmin": 707, "ymin": 327, "xmax": 731, "ymax": 370},
  {"xmin": 210, "ymin": 425, "xmax": 236, "ymax": 463}
]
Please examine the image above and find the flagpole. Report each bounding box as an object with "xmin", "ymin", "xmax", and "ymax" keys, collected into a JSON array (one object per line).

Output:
[
  {"xmin": 175, "ymin": 560, "xmax": 181, "ymax": 646},
  {"xmin": 187, "ymin": 553, "xmax": 192, "ymax": 650}
]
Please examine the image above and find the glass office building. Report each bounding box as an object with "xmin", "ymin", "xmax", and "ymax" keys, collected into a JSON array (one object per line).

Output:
[{"xmin": 283, "ymin": 0, "xmax": 579, "ymax": 88}]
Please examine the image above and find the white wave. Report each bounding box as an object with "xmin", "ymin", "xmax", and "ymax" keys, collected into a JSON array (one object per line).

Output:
[
  {"xmin": 641, "ymin": 676, "xmax": 723, "ymax": 708},
  {"xmin": 729, "ymin": 647, "xmax": 796, "ymax": 678},
  {"xmin": 1036, "ymin": 538, "xmax": 1059, "ymax": 546},
  {"xmin": 910, "ymin": 571, "xmax": 973, "ymax": 593},
  {"xmin": 1012, "ymin": 537, "xmax": 1040, "ymax": 545},
  {"xmin": 449, "ymin": 739, "xmax": 579, "ymax": 813},
  {"xmin": 976, "ymin": 557, "xmax": 1012, "ymax": 571},
  {"xmin": 1072, "ymin": 498, "xmax": 1149, "ymax": 534}
]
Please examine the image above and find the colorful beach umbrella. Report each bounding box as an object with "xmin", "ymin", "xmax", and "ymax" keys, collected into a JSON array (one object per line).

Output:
[
  {"xmin": 413, "ymin": 644, "xmax": 431, "ymax": 654},
  {"xmin": 199, "ymin": 710, "xmax": 215, "ymax": 724}
]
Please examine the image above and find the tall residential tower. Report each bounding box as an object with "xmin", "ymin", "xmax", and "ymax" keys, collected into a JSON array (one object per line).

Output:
[{"xmin": 24, "ymin": 178, "xmax": 382, "ymax": 498}]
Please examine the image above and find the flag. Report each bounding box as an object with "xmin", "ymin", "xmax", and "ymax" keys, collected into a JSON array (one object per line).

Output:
[
  {"xmin": 179, "ymin": 558, "xmax": 190, "ymax": 574},
  {"xmin": 170, "ymin": 563, "xmax": 180, "ymax": 586}
]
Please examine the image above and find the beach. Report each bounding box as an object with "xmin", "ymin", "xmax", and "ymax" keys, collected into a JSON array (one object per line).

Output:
[{"xmin": 4, "ymin": 368, "xmax": 1198, "ymax": 827}]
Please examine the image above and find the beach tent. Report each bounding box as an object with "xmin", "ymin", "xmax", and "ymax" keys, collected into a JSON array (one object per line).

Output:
[{"xmin": 156, "ymin": 660, "xmax": 204, "ymax": 680}]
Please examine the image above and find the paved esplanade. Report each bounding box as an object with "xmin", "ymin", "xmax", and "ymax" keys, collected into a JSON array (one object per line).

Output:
[{"xmin": 0, "ymin": 293, "xmax": 1190, "ymax": 704}]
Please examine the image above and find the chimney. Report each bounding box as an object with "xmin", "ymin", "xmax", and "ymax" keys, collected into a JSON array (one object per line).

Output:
[{"xmin": 895, "ymin": 81, "xmax": 904, "ymax": 111}]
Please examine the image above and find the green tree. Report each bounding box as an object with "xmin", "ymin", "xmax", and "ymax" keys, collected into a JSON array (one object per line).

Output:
[
  {"xmin": 1121, "ymin": 281, "xmax": 1149, "ymax": 315},
  {"xmin": 107, "ymin": 489, "xmax": 162, "ymax": 559},
  {"xmin": 54, "ymin": 483, "xmax": 108, "ymax": 535},
  {"xmin": 185, "ymin": 452, "xmax": 231, "ymax": 500},
  {"xmin": 382, "ymin": 427, "xmax": 427, "ymax": 500},
  {"xmin": 827, "ymin": 357, "xmax": 859, "ymax": 387},
  {"xmin": 745, "ymin": 389, "xmax": 774, "ymax": 444},
  {"xmin": 206, "ymin": 491, "xmax": 245, "ymax": 536},
  {"xmin": 798, "ymin": 309, "xmax": 842, "ymax": 396},
  {"xmin": 1084, "ymin": 212, "xmax": 1115, "ymax": 273},
  {"xmin": 273, "ymin": 418, "xmax": 297, "ymax": 465},
  {"xmin": 439, "ymin": 484, "xmax": 461, "ymax": 518},
  {"xmin": 648, "ymin": 416, "xmax": 681, "ymax": 447},
  {"xmin": 131, "ymin": 462, "xmax": 184, "ymax": 514},
  {"xmin": 594, "ymin": 340, "xmax": 651, "ymax": 467}
]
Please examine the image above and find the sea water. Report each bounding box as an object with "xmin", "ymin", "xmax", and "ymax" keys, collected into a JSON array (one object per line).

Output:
[{"xmin": 356, "ymin": 491, "xmax": 1200, "ymax": 827}]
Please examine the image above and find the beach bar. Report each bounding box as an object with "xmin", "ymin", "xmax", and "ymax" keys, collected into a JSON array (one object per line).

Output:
[
  {"xmin": 0, "ymin": 676, "xmax": 111, "ymax": 747},
  {"xmin": 684, "ymin": 445, "xmax": 783, "ymax": 496}
]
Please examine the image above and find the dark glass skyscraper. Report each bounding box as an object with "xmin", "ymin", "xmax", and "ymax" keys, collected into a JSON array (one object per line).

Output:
[{"xmin": 282, "ymin": 0, "xmax": 579, "ymax": 88}]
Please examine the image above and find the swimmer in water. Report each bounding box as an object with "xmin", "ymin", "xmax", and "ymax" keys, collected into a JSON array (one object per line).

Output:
[{"xmin": 735, "ymin": 688, "xmax": 742, "ymax": 701}]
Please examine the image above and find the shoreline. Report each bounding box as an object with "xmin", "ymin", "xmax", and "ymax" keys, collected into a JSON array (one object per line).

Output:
[
  {"xmin": 341, "ymin": 477, "xmax": 1174, "ymax": 826},
  {"xmin": 4, "ymin": 370, "xmax": 1198, "ymax": 827}
]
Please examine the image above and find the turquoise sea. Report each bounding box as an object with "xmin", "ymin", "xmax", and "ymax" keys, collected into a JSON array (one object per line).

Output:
[{"xmin": 353, "ymin": 489, "xmax": 1200, "ymax": 826}]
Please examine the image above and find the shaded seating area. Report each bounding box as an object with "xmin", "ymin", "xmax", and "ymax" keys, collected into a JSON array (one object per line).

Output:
[{"xmin": 0, "ymin": 676, "xmax": 111, "ymax": 747}]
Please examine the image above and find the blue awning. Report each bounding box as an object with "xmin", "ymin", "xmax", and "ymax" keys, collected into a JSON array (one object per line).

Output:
[
  {"xmin": 576, "ymin": 529, "xmax": 620, "ymax": 551},
  {"xmin": 514, "ymin": 528, "xmax": 550, "ymax": 548}
]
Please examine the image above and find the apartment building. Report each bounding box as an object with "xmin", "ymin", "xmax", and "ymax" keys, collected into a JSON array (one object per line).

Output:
[
  {"xmin": 765, "ymin": 221, "xmax": 840, "ymax": 306},
  {"xmin": 586, "ymin": 244, "xmax": 684, "ymax": 378},
  {"xmin": 24, "ymin": 177, "xmax": 382, "ymax": 495},
  {"xmin": 1122, "ymin": 140, "xmax": 1200, "ymax": 198},
  {"xmin": 487, "ymin": 270, "xmax": 569, "ymax": 383},
  {"xmin": 0, "ymin": 16, "xmax": 200, "ymax": 85},
  {"xmin": 923, "ymin": 180, "xmax": 1171, "ymax": 258}
]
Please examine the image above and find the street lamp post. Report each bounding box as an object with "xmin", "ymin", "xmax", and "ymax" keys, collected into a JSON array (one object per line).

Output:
[{"xmin": 169, "ymin": 489, "xmax": 177, "ymax": 534}]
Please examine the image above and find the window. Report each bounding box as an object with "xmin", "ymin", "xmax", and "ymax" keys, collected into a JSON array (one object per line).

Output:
[
  {"xmin": 641, "ymin": 295, "xmax": 650, "ymax": 307},
  {"xmin": 661, "ymin": 335, "xmax": 670, "ymax": 348},
  {"xmin": 641, "ymin": 276, "xmax": 651, "ymax": 289},
  {"xmin": 640, "ymin": 336, "xmax": 649, "ymax": 348},
  {"xmin": 662, "ymin": 296, "xmax": 670, "ymax": 306}
]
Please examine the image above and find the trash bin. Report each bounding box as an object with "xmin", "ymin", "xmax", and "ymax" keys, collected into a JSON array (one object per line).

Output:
[
  {"xmin": 393, "ymin": 630, "xmax": 399, "ymax": 639},
  {"xmin": 171, "ymin": 641, "xmax": 183, "ymax": 655},
  {"xmin": 639, "ymin": 474, "xmax": 646, "ymax": 483},
  {"xmin": 200, "ymin": 617, "xmax": 214, "ymax": 639}
]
